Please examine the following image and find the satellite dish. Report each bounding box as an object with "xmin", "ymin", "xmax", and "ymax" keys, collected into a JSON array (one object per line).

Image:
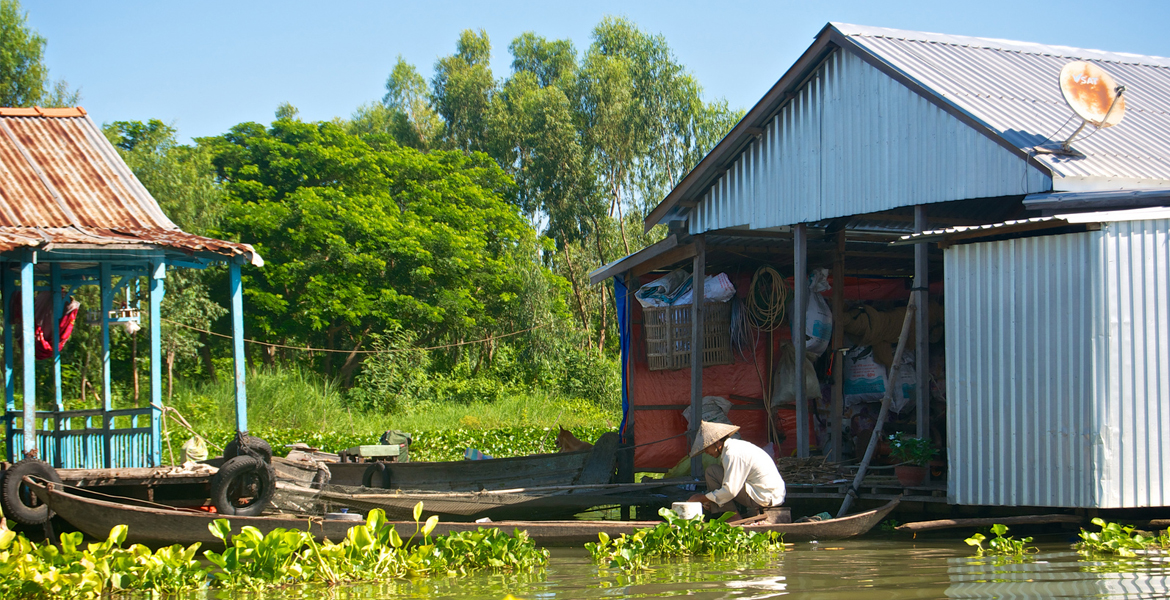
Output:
[
  {"xmin": 1060, "ymin": 61, "xmax": 1126, "ymax": 128},
  {"xmin": 1047, "ymin": 61, "xmax": 1128, "ymax": 154}
]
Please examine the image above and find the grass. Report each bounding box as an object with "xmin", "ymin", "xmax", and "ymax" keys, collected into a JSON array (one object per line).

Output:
[{"xmin": 165, "ymin": 365, "xmax": 619, "ymax": 443}]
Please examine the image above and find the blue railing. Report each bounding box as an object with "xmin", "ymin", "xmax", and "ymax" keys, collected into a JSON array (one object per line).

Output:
[{"xmin": 5, "ymin": 407, "xmax": 156, "ymax": 469}]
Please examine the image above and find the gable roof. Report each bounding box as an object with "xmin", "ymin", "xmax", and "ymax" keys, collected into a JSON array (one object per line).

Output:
[
  {"xmin": 646, "ymin": 23, "xmax": 1170, "ymax": 231},
  {"xmin": 0, "ymin": 107, "xmax": 261, "ymax": 265}
]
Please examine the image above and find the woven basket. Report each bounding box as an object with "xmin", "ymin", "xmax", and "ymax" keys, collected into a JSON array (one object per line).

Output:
[{"xmin": 644, "ymin": 302, "xmax": 733, "ymax": 371}]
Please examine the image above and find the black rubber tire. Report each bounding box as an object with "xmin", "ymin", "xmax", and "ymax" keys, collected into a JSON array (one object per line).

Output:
[
  {"xmin": 223, "ymin": 435, "xmax": 273, "ymax": 463},
  {"xmin": 362, "ymin": 462, "xmax": 391, "ymax": 489},
  {"xmin": 211, "ymin": 455, "xmax": 275, "ymax": 517},
  {"xmin": 1, "ymin": 459, "xmax": 62, "ymax": 525}
]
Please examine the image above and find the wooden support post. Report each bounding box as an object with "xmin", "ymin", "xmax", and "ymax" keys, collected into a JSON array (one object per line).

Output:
[
  {"xmin": 51, "ymin": 264, "xmax": 63, "ymax": 410},
  {"xmin": 230, "ymin": 261, "xmax": 248, "ymax": 433},
  {"xmin": 150, "ymin": 259, "xmax": 166, "ymax": 467},
  {"xmin": 831, "ymin": 230, "xmax": 846, "ymax": 463},
  {"xmin": 20, "ymin": 252, "xmax": 36, "ymax": 458},
  {"xmin": 914, "ymin": 206, "xmax": 930, "ymax": 478},
  {"xmin": 689, "ymin": 236, "xmax": 706, "ymax": 480},
  {"xmin": 3, "ymin": 266, "xmax": 12, "ymax": 463},
  {"xmin": 792, "ymin": 224, "xmax": 808, "ymax": 458}
]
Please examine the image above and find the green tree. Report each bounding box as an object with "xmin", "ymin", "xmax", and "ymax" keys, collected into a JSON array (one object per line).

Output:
[
  {"xmin": 203, "ymin": 114, "xmax": 546, "ymax": 382},
  {"xmin": 0, "ymin": 0, "xmax": 78, "ymax": 107}
]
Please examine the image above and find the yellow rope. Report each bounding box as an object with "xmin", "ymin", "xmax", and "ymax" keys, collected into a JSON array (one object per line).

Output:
[{"xmin": 745, "ymin": 266, "xmax": 788, "ymax": 332}]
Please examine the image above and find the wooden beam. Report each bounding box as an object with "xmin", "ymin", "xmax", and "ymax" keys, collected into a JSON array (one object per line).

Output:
[
  {"xmin": 792, "ymin": 225, "xmax": 808, "ymax": 459},
  {"xmin": 630, "ymin": 244, "xmax": 698, "ymax": 279},
  {"xmin": 831, "ymin": 230, "xmax": 845, "ymax": 463},
  {"xmin": 914, "ymin": 206, "xmax": 930, "ymax": 462},
  {"xmin": 589, "ymin": 235, "xmax": 680, "ymax": 285},
  {"xmin": 689, "ymin": 236, "xmax": 706, "ymax": 479}
]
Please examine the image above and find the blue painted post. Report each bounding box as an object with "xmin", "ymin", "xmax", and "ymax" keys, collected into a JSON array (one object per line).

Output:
[
  {"xmin": 3, "ymin": 267, "xmax": 13, "ymax": 412},
  {"xmin": 101, "ymin": 263, "xmax": 112, "ymax": 468},
  {"xmin": 230, "ymin": 261, "xmax": 247, "ymax": 432},
  {"xmin": 51, "ymin": 263, "xmax": 63, "ymax": 410},
  {"xmin": 100, "ymin": 263, "xmax": 112, "ymax": 411},
  {"xmin": 20, "ymin": 253, "xmax": 36, "ymax": 459},
  {"xmin": 2, "ymin": 268, "xmax": 11, "ymax": 463},
  {"xmin": 149, "ymin": 260, "xmax": 165, "ymax": 466}
]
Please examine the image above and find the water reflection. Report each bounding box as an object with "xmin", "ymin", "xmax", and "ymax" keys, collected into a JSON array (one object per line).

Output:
[{"xmin": 170, "ymin": 540, "xmax": 1170, "ymax": 599}]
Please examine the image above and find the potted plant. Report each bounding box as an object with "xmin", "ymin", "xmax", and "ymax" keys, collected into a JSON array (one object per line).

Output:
[{"xmin": 888, "ymin": 432, "xmax": 938, "ymax": 487}]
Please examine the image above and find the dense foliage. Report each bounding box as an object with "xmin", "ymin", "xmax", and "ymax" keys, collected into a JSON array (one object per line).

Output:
[
  {"xmin": 587, "ymin": 508, "xmax": 787, "ymax": 573},
  {"xmin": 0, "ymin": 506, "xmax": 547, "ymax": 598},
  {"xmin": 0, "ymin": 0, "xmax": 77, "ymax": 107},
  {"xmin": 1075, "ymin": 518, "xmax": 1170, "ymax": 557}
]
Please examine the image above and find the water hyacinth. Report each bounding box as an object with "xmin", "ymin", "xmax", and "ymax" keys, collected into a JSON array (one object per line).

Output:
[
  {"xmin": 0, "ymin": 502, "xmax": 547, "ymax": 598},
  {"xmin": 586, "ymin": 508, "xmax": 787, "ymax": 573}
]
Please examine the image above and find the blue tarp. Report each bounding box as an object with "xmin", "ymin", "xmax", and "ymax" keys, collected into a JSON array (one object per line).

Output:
[{"xmin": 614, "ymin": 276, "xmax": 630, "ymax": 442}]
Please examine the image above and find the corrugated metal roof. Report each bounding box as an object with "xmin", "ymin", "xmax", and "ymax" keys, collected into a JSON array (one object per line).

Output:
[
  {"xmin": 837, "ymin": 24, "xmax": 1170, "ymax": 189},
  {"xmin": 646, "ymin": 23, "xmax": 1170, "ymax": 231},
  {"xmin": 0, "ymin": 108, "xmax": 261, "ymax": 266}
]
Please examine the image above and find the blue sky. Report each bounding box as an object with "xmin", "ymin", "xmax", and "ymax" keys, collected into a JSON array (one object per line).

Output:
[{"xmin": 24, "ymin": 0, "xmax": 1169, "ymax": 142}]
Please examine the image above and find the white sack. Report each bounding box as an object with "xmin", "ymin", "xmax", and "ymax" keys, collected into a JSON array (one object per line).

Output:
[{"xmin": 805, "ymin": 268, "xmax": 833, "ymax": 356}]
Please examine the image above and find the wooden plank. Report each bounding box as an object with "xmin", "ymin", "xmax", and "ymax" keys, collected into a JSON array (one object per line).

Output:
[
  {"xmin": 895, "ymin": 514, "xmax": 1082, "ymax": 532},
  {"xmin": 914, "ymin": 206, "xmax": 930, "ymax": 465}
]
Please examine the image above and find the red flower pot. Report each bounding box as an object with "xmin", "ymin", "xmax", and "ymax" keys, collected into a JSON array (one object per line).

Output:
[{"xmin": 895, "ymin": 465, "xmax": 926, "ymax": 487}]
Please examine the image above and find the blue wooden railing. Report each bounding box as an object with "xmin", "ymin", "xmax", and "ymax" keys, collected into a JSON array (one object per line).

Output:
[{"xmin": 5, "ymin": 407, "xmax": 156, "ymax": 469}]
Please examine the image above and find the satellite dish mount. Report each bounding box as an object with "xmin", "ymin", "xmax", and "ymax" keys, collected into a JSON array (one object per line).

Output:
[{"xmin": 1038, "ymin": 61, "xmax": 1127, "ymax": 157}]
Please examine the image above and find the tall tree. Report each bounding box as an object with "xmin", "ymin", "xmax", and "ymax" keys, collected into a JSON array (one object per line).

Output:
[
  {"xmin": 432, "ymin": 29, "xmax": 496, "ymax": 153},
  {"xmin": 0, "ymin": 0, "xmax": 78, "ymax": 107}
]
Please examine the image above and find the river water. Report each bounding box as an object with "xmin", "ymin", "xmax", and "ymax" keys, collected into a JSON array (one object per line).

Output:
[{"xmin": 245, "ymin": 537, "xmax": 1170, "ymax": 600}]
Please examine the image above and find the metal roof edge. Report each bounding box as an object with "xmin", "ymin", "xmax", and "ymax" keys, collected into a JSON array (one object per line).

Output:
[
  {"xmin": 831, "ymin": 23, "xmax": 1170, "ymax": 68},
  {"xmin": 643, "ymin": 24, "xmax": 838, "ymax": 233},
  {"xmin": 1024, "ymin": 189, "xmax": 1170, "ymax": 211}
]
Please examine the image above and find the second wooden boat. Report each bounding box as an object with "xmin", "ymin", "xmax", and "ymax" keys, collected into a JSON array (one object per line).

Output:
[{"xmin": 29, "ymin": 478, "xmax": 898, "ymax": 547}]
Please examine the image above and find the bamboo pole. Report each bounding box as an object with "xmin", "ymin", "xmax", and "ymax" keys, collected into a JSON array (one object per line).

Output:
[{"xmin": 836, "ymin": 296, "xmax": 917, "ymax": 518}]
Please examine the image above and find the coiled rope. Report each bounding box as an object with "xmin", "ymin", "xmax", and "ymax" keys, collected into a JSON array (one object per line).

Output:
[{"xmin": 745, "ymin": 266, "xmax": 788, "ymax": 332}]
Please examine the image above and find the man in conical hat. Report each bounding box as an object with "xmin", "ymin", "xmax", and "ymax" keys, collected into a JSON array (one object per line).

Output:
[{"xmin": 686, "ymin": 421, "xmax": 786, "ymax": 518}]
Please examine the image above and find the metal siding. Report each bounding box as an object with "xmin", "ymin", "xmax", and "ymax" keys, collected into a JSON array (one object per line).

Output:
[
  {"xmin": 1097, "ymin": 219, "xmax": 1170, "ymax": 508},
  {"xmin": 947, "ymin": 232, "xmax": 1096, "ymax": 507},
  {"xmin": 690, "ymin": 49, "xmax": 1050, "ymax": 234}
]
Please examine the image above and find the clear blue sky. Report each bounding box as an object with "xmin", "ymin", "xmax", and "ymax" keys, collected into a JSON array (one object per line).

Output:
[{"xmin": 23, "ymin": 0, "xmax": 1169, "ymax": 143}]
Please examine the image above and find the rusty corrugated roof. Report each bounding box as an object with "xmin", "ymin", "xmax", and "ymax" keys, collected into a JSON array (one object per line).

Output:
[{"xmin": 0, "ymin": 107, "xmax": 261, "ymax": 266}]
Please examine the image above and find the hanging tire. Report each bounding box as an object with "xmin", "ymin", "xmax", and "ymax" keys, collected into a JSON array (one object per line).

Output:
[
  {"xmin": 223, "ymin": 435, "xmax": 273, "ymax": 463},
  {"xmin": 211, "ymin": 456, "xmax": 275, "ymax": 517},
  {"xmin": 362, "ymin": 462, "xmax": 391, "ymax": 489},
  {"xmin": 1, "ymin": 459, "xmax": 62, "ymax": 525}
]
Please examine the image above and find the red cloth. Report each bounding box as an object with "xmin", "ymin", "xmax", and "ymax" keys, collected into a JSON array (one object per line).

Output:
[{"xmin": 10, "ymin": 291, "xmax": 81, "ymax": 360}]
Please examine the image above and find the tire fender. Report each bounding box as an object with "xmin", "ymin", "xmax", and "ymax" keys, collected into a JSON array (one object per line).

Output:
[
  {"xmin": 1, "ymin": 459, "xmax": 62, "ymax": 525},
  {"xmin": 210, "ymin": 455, "xmax": 275, "ymax": 517}
]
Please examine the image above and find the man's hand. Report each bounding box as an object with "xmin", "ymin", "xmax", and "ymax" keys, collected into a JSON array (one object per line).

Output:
[{"xmin": 686, "ymin": 493, "xmax": 714, "ymax": 508}]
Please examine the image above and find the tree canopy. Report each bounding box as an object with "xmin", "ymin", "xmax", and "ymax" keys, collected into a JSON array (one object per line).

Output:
[{"xmin": 0, "ymin": 0, "xmax": 78, "ymax": 107}]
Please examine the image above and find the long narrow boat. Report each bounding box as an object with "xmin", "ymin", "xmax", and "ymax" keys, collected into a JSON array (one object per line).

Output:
[
  {"xmin": 29, "ymin": 479, "xmax": 898, "ymax": 546},
  {"xmin": 324, "ymin": 432, "xmax": 621, "ymax": 491}
]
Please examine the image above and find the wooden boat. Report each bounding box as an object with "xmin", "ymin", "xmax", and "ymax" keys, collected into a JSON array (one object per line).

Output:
[
  {"xmin": 29, "ymin": 478, "xmax": 898, "ymax": 546},
  {"xmin": 324, "ymin": 432, "xmax": 621, "ymax": 491}
]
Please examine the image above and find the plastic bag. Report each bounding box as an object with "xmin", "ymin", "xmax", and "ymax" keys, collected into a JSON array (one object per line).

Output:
[
  {"xmin": 673, "ymin": 273, "xmax": 737, "ymax": 305},
  {"xmin": 771, "ymin": 341, "xmax": 822, "ymax": 408},
  {"xmin": 635, "ymin": 268, "xmax": 692, "ymax": 307},
  {"xmin": 805, "ymin": 268, "xmax": 833, "ymax": 356},
  {"xmin": 890, "ymin": 350, "xmax": 917, "ymax": 414},
  {"xmin": 181, "ymin": 436, "xmax": 208, "ymax": 463},
  {"xmin": 843, "ymin": 346, "xmax": 887, "ymax": 406}
]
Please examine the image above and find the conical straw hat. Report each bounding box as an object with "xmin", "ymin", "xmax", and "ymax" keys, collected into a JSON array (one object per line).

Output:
[{"xmin": 689, "ymin": 421, "xmax": 741, "ymax": 457}]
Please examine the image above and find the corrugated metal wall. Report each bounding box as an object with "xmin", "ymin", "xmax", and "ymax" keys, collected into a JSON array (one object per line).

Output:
[
  {"xmin": 1095, "ymin": 219, "xmax": 1170, "ymax": 508},
  {"xmin": 947, "ymin": 220, "xmax": 1170, "ymax": 508},
  {"xmin": 946, "ymin": 232, "xmax": 1096, "ymax": 507},
  {"xmin": 689, "ymin": 49, "xmax": 1051, "ymax": 234}
]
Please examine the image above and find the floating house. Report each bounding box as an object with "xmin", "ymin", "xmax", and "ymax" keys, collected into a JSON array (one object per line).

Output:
[
  {"xmin": 592, "ymin": 24, "xmax": 1170, "ymax": 509},
  {"xmin": 0, "ymin": 107, "xmax": 261, "ymax": 469}
]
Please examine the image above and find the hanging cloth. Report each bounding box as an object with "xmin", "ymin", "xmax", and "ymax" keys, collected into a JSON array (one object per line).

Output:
[{"xmin": 9, "ymin": 290, "xmax": 81, "ymax": 360}]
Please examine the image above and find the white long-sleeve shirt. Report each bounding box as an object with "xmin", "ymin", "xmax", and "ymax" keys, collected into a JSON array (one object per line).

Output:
[{"xmin": 705, "ymin": 438, "xmax": 786, "ymax": 507}]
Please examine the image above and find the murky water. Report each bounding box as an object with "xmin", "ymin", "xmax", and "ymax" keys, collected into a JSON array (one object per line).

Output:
[{"xmin": 229, "ymin": 538, "xmax": 1170, "ymax": 600}]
